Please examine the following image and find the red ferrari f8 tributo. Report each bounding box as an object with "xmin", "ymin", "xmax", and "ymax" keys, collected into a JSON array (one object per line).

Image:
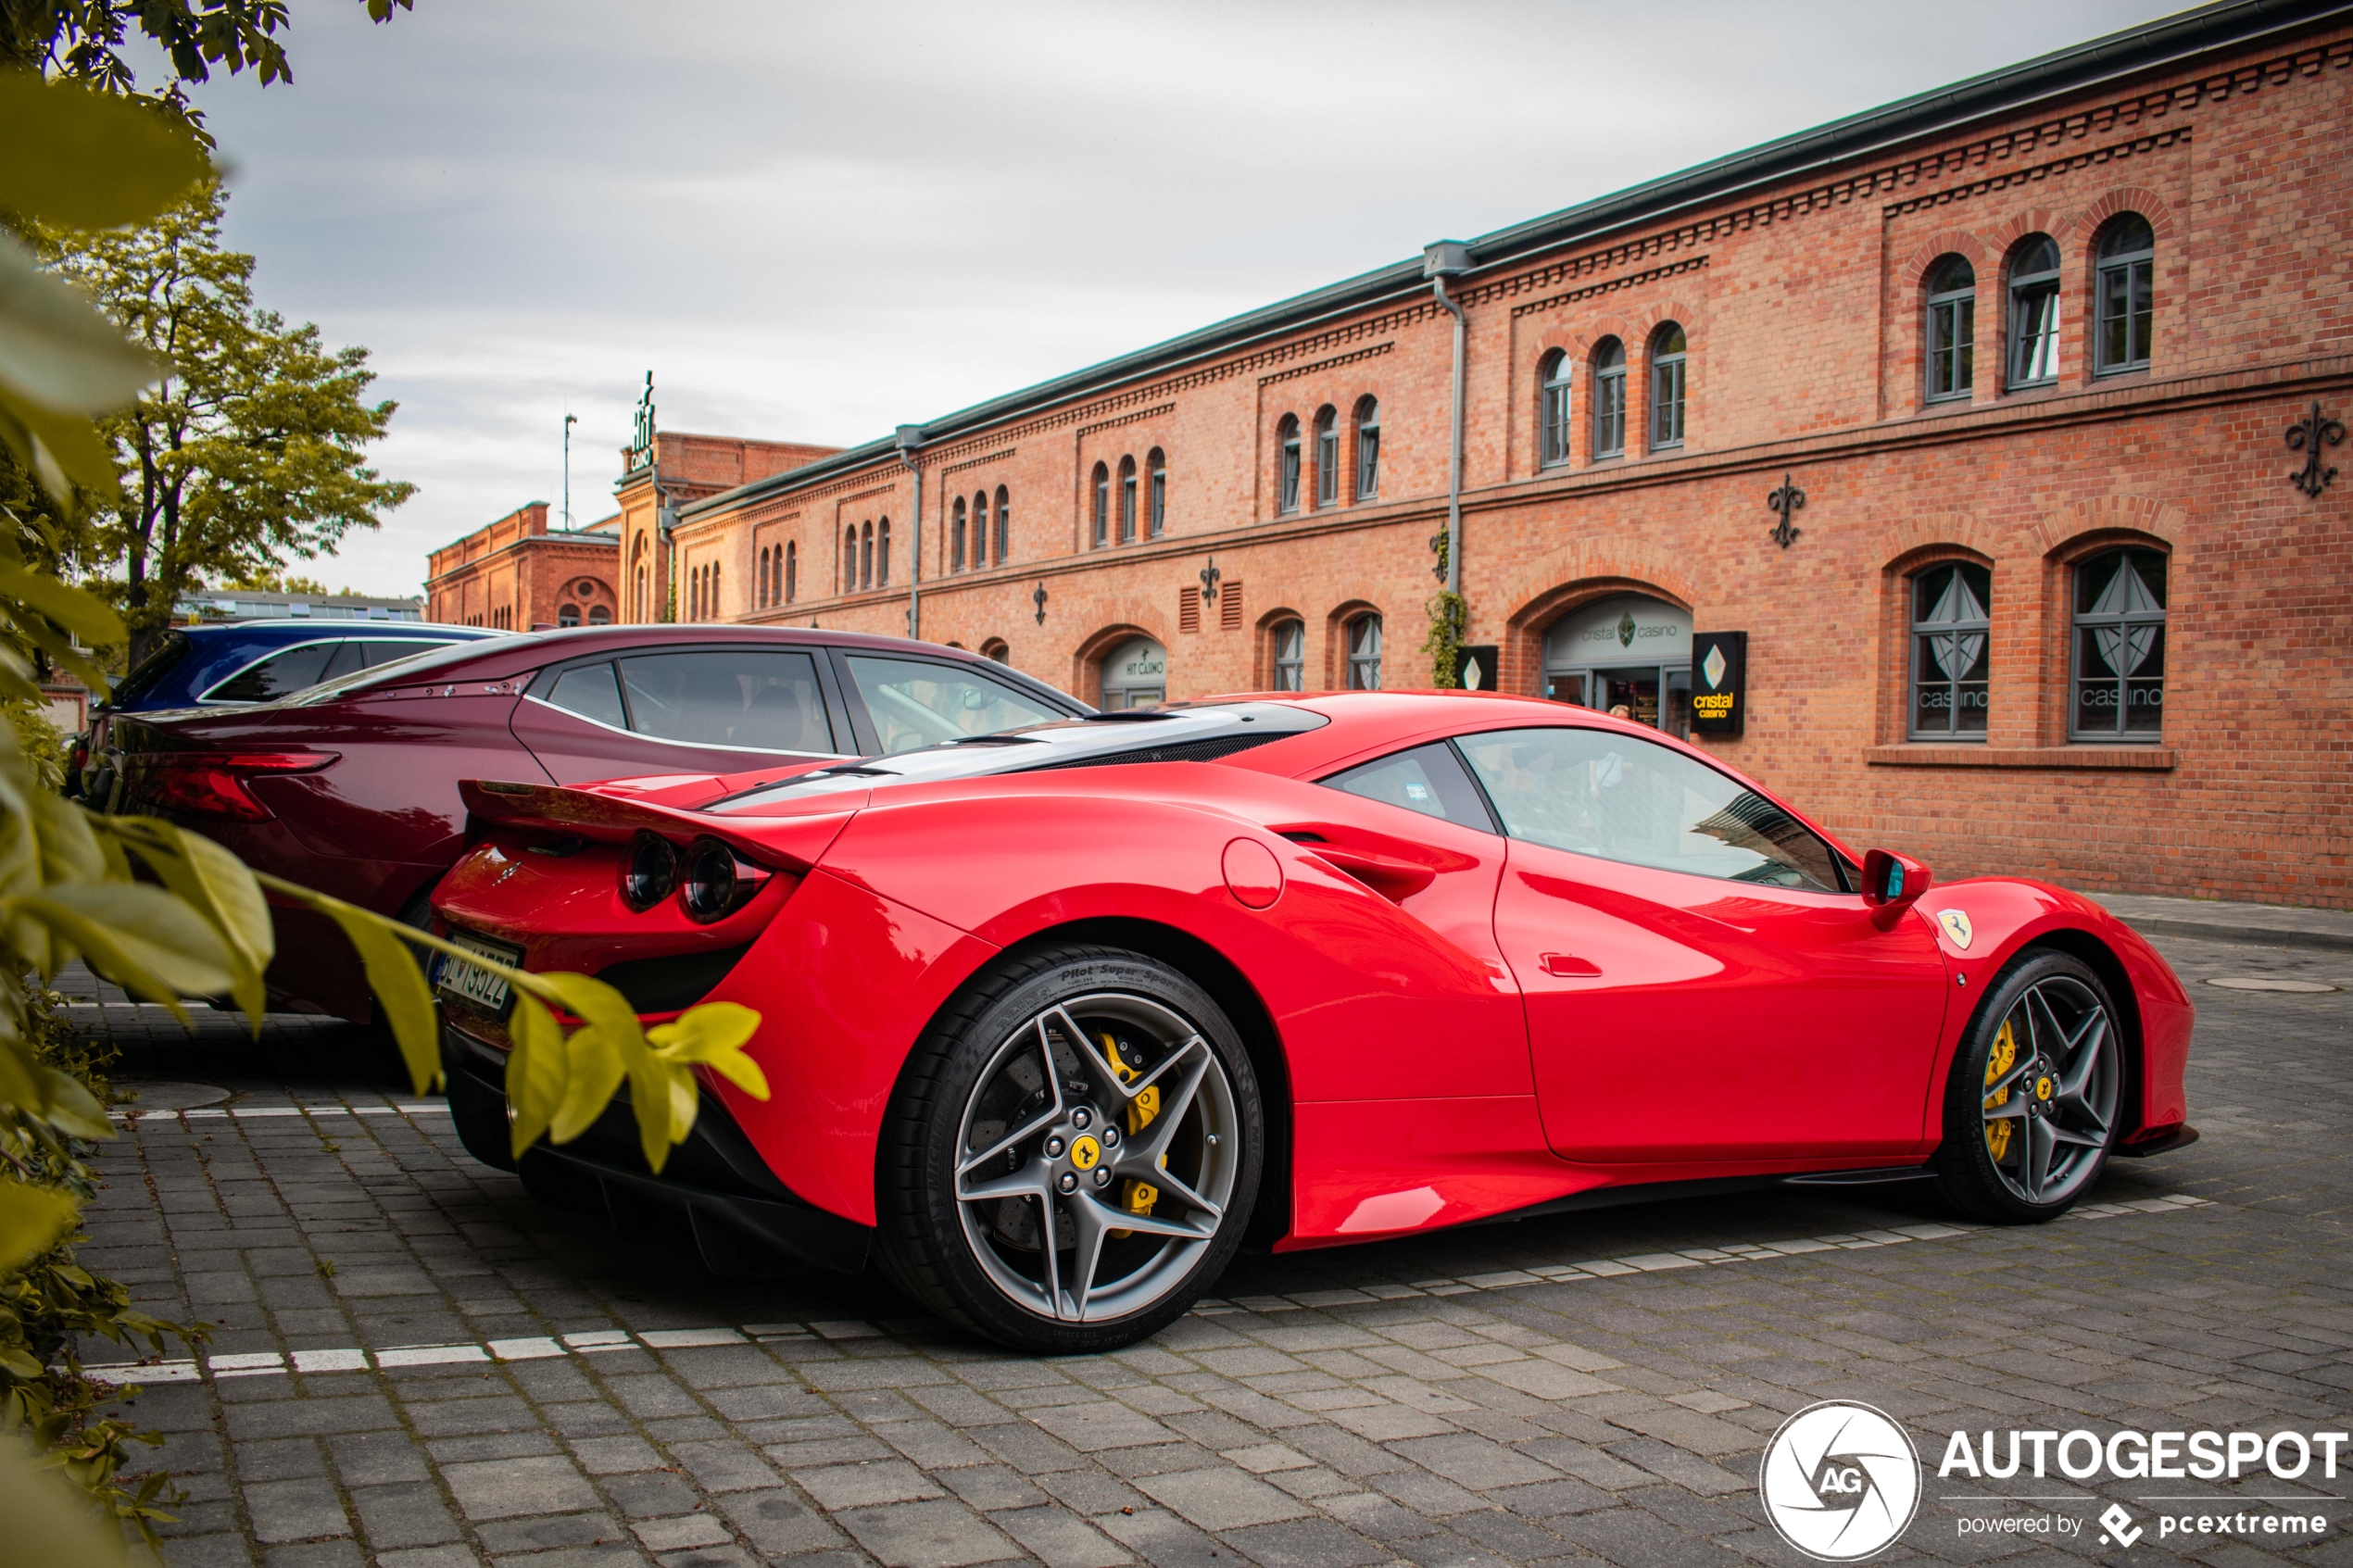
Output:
[{"xmin": 430, "ymin": 692, "xmax": 2196, "ymax": 1352}]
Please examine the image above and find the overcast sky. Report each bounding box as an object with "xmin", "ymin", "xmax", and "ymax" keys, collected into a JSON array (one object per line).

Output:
[{"xmin": 163, "ymin": 0, "xmax": 2179, "ymax": 596}]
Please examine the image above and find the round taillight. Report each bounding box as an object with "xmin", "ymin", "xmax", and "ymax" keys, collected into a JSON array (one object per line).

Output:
[
  {"xmin": 679, "ymin": 836, "xmax": 745, "ymax": 924},
  {"xmin": 622, "ymin": 832, "xmax": 677, "ymax": 911}
]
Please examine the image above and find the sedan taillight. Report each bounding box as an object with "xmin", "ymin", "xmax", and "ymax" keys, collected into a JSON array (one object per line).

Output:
[{"xmin": 129, "ymin": 752, "xmax": 338, "ymax": 821}]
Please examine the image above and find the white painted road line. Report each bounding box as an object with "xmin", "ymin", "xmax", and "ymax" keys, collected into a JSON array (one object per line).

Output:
[{"xmin": 73, "ymin": 1196, "xmax": 2211, "ymax": 1387}]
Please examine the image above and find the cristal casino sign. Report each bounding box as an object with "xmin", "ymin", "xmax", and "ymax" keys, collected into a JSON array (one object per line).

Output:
[{"xmin": 1689, "ymin": 630, "xmax": 1746, "ymax": 737}]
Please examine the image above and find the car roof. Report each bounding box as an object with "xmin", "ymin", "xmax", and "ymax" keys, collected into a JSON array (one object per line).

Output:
[{"xmin": 283, "ymin": 622, "xmax": 1084, "ymax": 709}]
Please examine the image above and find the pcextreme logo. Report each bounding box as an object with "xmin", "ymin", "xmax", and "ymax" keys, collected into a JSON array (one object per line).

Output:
[{"xmin": 1759, "ymin": 1401, "xmax": 1923, "ymax": 1562}]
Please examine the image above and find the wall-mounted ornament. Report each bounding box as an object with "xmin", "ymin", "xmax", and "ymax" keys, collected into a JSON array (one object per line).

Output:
[
  {"xmin": 1199, "ymin": 558, "xmax": 1222, "ymax": 604},
  {"xmin": 1766, "ymin": 472, "xmax": 1806, "ymax": 549},
  {"xmin": 1032, "ymin": 582, "xmax": 1049, "ymax": 625},
  {"xmin": 2286, "ymin": 401, "xmax": 2345, "ymax": 499}
]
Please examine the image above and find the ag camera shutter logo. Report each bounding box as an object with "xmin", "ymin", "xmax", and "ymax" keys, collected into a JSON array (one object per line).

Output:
[{"xmin": 1760, "ymin": 1400, "xmax": 1922, "ymax": 1561}]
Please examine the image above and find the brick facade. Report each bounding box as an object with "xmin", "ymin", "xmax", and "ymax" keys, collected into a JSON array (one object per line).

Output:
[
  {"xmin": 424, "ymin": 503, "xmax": 619, "ymax": 631},
  {"xmin": 644, "ymin": 7, "xmax": 2350, "ymax": 907}
]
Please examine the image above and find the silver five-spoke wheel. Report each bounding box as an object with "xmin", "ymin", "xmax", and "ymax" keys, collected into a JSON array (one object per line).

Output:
[
  {"xmin": 1938, "ymin": 949, "xmax": 2121, "ymax": 1222},
  {"xmin": 955, "ymin": 994, "xmax": 1239, "ymax": 1323}
]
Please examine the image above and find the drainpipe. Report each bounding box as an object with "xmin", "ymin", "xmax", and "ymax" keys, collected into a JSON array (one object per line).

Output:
[
  {"xmin": 1423, "ymin": 242, "xmax": 1471, "ymax": 596},
  {"xmin": 897, "ymin": 423, "xmax": 925, "ymax": 639}
]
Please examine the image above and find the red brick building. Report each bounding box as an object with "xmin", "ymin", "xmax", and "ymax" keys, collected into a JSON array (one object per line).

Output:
[
  {"xmin": 425, "ymin": 503, "xmax": 620, "ymax": 631},
  {"xmin": 648, "ymin": 3, "xmax": 2350, "ymax": 907}
]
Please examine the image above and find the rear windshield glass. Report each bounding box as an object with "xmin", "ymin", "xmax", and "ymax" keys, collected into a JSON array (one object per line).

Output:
[
  {"xmin": 284, "ymin": 634, "xmax": 510, "ymax": 705},
  {"xmin": 106, "ymin": 629, "xmax": 191, "ymax": 709},
  {"xmin": 704, "ymin": 702, "xmax": 1327, "ymax": 813}
]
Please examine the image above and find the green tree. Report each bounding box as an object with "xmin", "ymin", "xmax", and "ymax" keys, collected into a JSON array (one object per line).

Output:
[
  {"xmin": 0, "ymin": 0, "xmax": 410, "ymax": 124},
  {"xmin": 44, "ymin": 182, "xmax": 416, "ymax": 659}
]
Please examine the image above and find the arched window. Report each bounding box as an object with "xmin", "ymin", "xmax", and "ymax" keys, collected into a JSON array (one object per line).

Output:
[
  {"xmin": 980, "ymin": 637, "xmax": 1009, "ymax": 664},
  {"xmin": 1271, "ymin": 619, "xmax": 1304, "ymax": 691},
  {"xmin": 588, "ymin": 605, "xmax": 610, "ymax": 625},
  {"xmin": 1353, "ymin": 398, "xmax": 1380, "ymax": 499},
  {"xmin": 1592, "ymin": 338, "xmax": 1626, "ymax": 458},
  {"xmin": 844, "ymin": 528, "xmax": 857, "ymax": 593},
  {"xmin": 688, "ymin": 566, "xmax": 700, "ymax": 621},
  {"xmin": 972, "ymin": 491, "xmax": 988, "ymax": 568},
  {"xmin": 1314, "ymin": 406, "xmax": 1339, "ymax": 507},
  {"xmin": 951, "ymin": 495, "xmax": 967, "ymax": 572},
  {"xmin": 877, "ymin": 519, "xmax": 890, "ymax": 586},
  {"xmin": 558, "ymin": 604, "xmax": 580, "ymax": 628},
  {"xmin": 2007, "ymin": 235, "xmax": 2061, "ymax": 389},
  {"xmin": 2095, "ymin": 214, "xmax": 2154, "ymax": 375},
  {"xmin": 1925, "ymin": 255, "xmax": 1975, "ymax": 402},
  {"xmin": 785, "ymin": 541, "xmax": 797, "ymax": 603},
  {"xmin": 1908, "ymin": 560, "xmax": 1992, "ymax": 739},
  {"xmin": 759, "ymin": 546, "xmax": 771, "ymax": 608},
  {"xmin": 1649, "ymin": 323, "xmax": 1686, "ymax": 449},
  {"xmin": 1147, "ymin": 449, "xmax": 1165, "ymax": 537},
  {"xmin": 1118, "ymin": 456, "xmax": 1138, "ymax": 544},
  {"xmin": 1277, "ymin": 416, "xmax": 1301, "ymax": 513},
  {"xmin": 861, "ymin": 521, "xmax": 874, "ymax": 589},
  {"xmin": 1091, "ymin": 463, "xmax": 1110, "ymax": 547},
  {"xmin": 2071, "ymin": 547, "xmax": 2166, "ymax": 739},
  {"xmin": 1346, "ymin": 614, "xmax": 1382, "ymax": 690},
  {"xmin": 994, "ymin": 485, "xmax": 1011, "ymax": 561},
  {"xmin": 1539, "ymin": 349, "xmax": 1572, "ymax": 468}
]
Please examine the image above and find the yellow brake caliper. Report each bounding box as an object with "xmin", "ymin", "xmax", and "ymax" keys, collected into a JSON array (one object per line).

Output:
[
  {"xmin": 1983, "ymin": 1019, "xmax": 2017, "ymax": 1161},
  {"xmin": 1099, "ymin": 1033, "xmax": 1162, "ymax": 1236}
]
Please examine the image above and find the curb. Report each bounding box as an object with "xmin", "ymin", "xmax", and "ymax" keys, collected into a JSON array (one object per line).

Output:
[{"xmin": 2119, "ymin": 917, "xmax": 2353, "ymax": 954}]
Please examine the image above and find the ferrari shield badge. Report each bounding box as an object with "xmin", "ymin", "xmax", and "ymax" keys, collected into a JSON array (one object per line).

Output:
[{"xmin": 1936, "ymin": 909, "xmax": 1974, "ymax": 950}]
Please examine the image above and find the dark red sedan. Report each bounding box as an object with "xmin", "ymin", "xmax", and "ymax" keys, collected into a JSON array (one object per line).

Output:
[{"xmin": 99, "ymin": 626, "xmax": 1085, "ymax": 1021}]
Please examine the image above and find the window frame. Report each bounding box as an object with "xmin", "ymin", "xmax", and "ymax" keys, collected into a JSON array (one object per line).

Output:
[
  {"xmin": 785, "ymin": 540, "xmax": 796, "ymax": 603},
  {"xmin": 2094, "ymin": 216, "xmax": 2155, "ymax": 377},
  {"xmin": 994, "ymin": 485, "xmax": 1011, "ymax": 561},
  {"xmin": 1118, "ymin": 455, "xmax": 1138, "ymax": 544},
  {"xmin": 1314, "ymin": 407, "xmax": 1339, "ymax": 508},
  {"xmin": 1648, "ymin": 324, "xmax": 1686, "ymax": 450},
  {"xmin": 876, "ymin": 520, "xmax": 890, "ymax": 587},
  {"xmin": 1353, "ymin": 398, "xmax": 1380, "ymax": 500},
  {"xmin": 972, "ymin": 491, "xmax": 989, "ymax": 568},
  {"xmin": 2068, "ymin": 546, "xmax": 2168, "ymax": 743},
  {"xmin": 1345, "ymin": 613, "xmax": 1382, "ymax": 691},
  {"xmin": 2007, "ymin": 236, "xmax": 2062, "ymax": 390},
  {"xmin": 1271, "ymin": 618, "xmax": 1305, "ymax": 691},
  {"xmin": 1277, "ymin": 416, "xmax": 1301, "ymax": 514},
  {"xmin": 951, "ymin": 495, "xmax": 967, "ymax": 572},
  {"xmin": 1539, "ymin": 349, "xmax": 1572, "ymax": 468},
  {"xmin": 1925, "ymin": 255, "xmax": 1976, "ymax": 403},
  {"xmin": 1147, "ymin": 448, "xmax": 1166, "ymax": 536},
  {"xmin": 1592, "ymin": 339, "xmax": 1627, "ymax": 458},
  {"xmin": 1091, "ymin": 462, "xmax": 1111, "ymax": 547},
  {"xmin": 1906, "ymin": 559, "xmax": 1994, "ymax": 742}
]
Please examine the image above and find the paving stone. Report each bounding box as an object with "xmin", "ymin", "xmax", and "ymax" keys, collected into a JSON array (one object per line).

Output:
[
  {"xmin": 834, "ymin": 1498, "xmax": 1024, "ymax": 1567},
  {"xmin": 989, "ymin": 1504, "xmax": 1134, "ymax": 1568},
  {"xmin": 442, "ymin": 1453, "xmax": 602, "ymax": 1520},
  {"xmin": 243, "ymin": 1477, "xmax": 352, "ymax": 1543},
  {"xmin": 1131, "ymin": 1465, "xmax": 1313, "ymax": 1530}
]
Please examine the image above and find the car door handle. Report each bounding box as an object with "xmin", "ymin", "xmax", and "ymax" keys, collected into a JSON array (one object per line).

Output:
[{"xmin": 1540, "ymin": 951, "xmax": 1603, "ymax": 978}]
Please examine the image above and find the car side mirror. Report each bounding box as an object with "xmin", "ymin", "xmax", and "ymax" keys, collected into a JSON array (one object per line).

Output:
[{"xmin": 1861, "ymin": 848, "xmax": 1931, "ymax": 909}]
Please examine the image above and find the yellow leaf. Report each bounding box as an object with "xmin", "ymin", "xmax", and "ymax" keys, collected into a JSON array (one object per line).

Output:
[
  {"xmin": 317, "ymin": 899, "xmax": 439, "ymax": 1096},
  {"xmin": 649, "ymin": 1002, "xmax": 769, "ymax": 1099},
  {"xmin": 506, "ymin": 991, "xmax": 564, "ymax": 1161},
  {"xmin": 6, "ymin": 881, "xmax": 233, "ymax": 1006},
  {"xmin": 34, "ymin": 1064, "xmax": 110, "ymax": 1142},
  {"xmin": 0, "ymin": 233, "xmax": 159, "ymax": 416},
  {"xmin": 0, "ymin": 1179, "xmax": 79, "ymax": 1275},
  {"xmin": 520, "ymin": 971, "xmax": 675, "ymax": 1172},
  {"xmin": 0, "ymin": 72, "xmax": 212, "ymax": 230},
  {"xmin": 103, "ymin": 816, "xmax": 274, "ymax": 1027},
  {"xmin": 0, "ymin": 562, "xmax": 125, "ymax": 646},
  {"xmin": 547, "ymin": 1025, "xmax": 623, "ymax": 1147}
]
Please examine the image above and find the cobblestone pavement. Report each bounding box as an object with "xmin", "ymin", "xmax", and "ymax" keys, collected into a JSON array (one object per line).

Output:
[{"xmin": 60, "ymin": 929, "xmax": 2351, "ymax": 1568}]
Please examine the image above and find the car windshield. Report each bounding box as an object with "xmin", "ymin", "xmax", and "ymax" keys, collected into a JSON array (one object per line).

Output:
[{"xmin": 703, "ymin": 702, "xmax": 1327, "ymax": 812}]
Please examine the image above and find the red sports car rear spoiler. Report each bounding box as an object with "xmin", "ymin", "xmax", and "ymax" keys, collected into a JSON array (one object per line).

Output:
[{"xmin": 457, "ymin": 779, "xmax": 857, "ymax": 873}]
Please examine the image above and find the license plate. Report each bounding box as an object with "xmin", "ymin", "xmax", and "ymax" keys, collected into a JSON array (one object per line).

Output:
[{"xmin": 436, "ymin": 933, "xmax": 522, "ymax": 1015}]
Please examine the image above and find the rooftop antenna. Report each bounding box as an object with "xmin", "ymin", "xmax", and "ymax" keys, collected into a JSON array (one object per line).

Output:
[{"xmin": 562, "ymin": 412, "xmax": 578, "ymax": 529}]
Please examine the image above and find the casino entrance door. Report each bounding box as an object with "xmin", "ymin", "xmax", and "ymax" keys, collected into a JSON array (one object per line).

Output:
[{"xmin": 1540, "ymin": 594, "xmax": 1692, "ymax": 739}]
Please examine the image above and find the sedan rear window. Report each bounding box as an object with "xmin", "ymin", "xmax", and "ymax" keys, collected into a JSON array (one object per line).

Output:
[
  {"xmin": 616, "ymin": 650, "xmax": 836, "ymax": 753},
  {"xmin": 1455, "ymin": 726, "xmax": 1847, "ymax": 892},
  {"xmin": 207, "ymin": 640, "xmax": 346, "ymax": 703},
  {"xmin": 107, "ymin": 629, "xmax": 192, "ymax": 709},
  {"xmin": 1322, "ymin": 743, "xmax": 1496, "ymax": 832},
  {"xmin": 844, "ymin": 655, "xmax": 1064, "ymax": 755}
]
